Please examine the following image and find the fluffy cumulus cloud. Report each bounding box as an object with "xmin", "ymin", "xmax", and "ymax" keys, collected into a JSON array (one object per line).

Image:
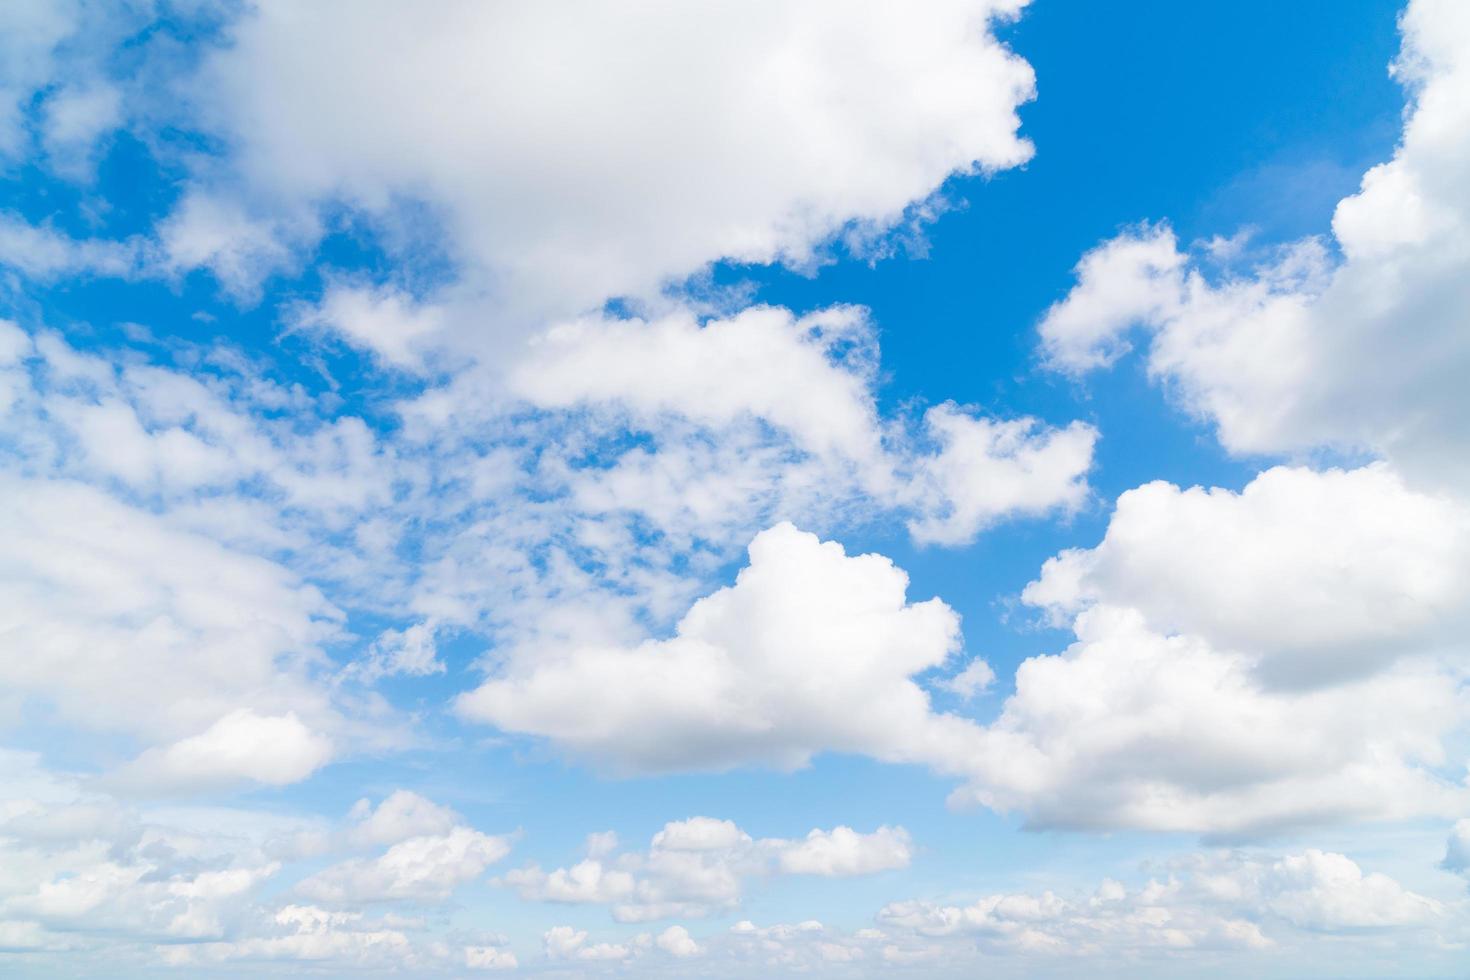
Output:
[
  {"xmin": 296, "ymin": 793, "xmax": 512, "ymax": 904},
  {"xmin": 1023, "ymin": 464, "xmax": 1470, "ymax": 687},
  {"xmin": 1442, "ymin": 819, "xmax": 1470, "ymax": 882},
  {"xmin": 1038, "ymin": 0, "xmax": 1470, "ymax": 486},
  {"xmin": 946, "ymin": 466, "xmax": 1470, "ymax": 835},
  {"xmin": 458, "ymin": 522, "xmax": 983, "ymax": 774},
  {"xmin": 114, "ymin": 710, "xmax": 333, "ymax": 792},
  {"xmin": 505, "ymin": 816, "xmax": 911, "ymax": 923},
  {"xmin": 953, "ymin": 597, "xmax": 1467, "ymax": 836},
  {"xmin": 187, "ymin": 0, "xmax": 1036, "ymax": 316}
]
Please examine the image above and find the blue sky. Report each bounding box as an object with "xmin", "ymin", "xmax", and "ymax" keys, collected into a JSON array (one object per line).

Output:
[{"xmin": 2, "ymin": 0, "xmax": 1468, "ymax": 976}]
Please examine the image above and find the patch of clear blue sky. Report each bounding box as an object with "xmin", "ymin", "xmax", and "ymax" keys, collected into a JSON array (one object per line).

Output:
[{"xmin": 2, "ymin": 0, "xmax": 1411, "ymax": 946}]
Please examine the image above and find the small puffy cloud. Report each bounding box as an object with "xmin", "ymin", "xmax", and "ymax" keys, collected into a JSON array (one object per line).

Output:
[
  {"xmin": 655, "ymin": 924, "xmax": 703, "ymax": 958},
  {"xmin": 464, "ymin": 944, "xmax": 518, "ymax": 970},
  {"xmin": 777, "ymin": 826, "xmax": 913, "ymax": 877},
  {"xmin": 294, "ymin": 283, "xmax": 447, "ymax": 372},
  {"xmin": 116, "ymin": 710, "xmax": 333, "ymax": 792},
  {"xmin": 544, "ymin": 925, "xmax": 632, "ymax": 962},
  {"xmin": 511, "ymin": 306, "xmax": 1096, "ymax": 550},
  {"xmin": 41, "ymin": 81, "xmax": 121, "ymax": 173},
  {"xmin": 505, "ymin": 816, "xmax": 910, "ymax": 923},
  {"xmin": 458, "ymin": 522, "xmax": 980, "ymax": 774},
  {"xmin": 948, "ymin": 462, "xmax": 1470, "ymax": 834},
  {"xmin": 346, "ymin": 790, "xmax": 461, "ymax": 849},
  {"xmin": 1038, "ymin": 222, "xmax": 1187, "ymax": 373},
  {"xmin": 906, "ymin": 406, "xmax": 1097, "ymax": 546},
  {"xmin": 296, "ymin": 826, "xmax": 511, "ymax": 904}
]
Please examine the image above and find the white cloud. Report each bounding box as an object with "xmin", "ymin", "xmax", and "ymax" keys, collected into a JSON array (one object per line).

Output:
[
  {"xmin": 714, "ymin": 847, "xmax": 1458, "ymax": 972},
  {"xmin": 1038, "ymin": 223, "xmax": 1186, "ymax": 374},
  {"xmin": 0, "ymin": 475, "xmax": 341, "ymax": 744},
  {"xmin": 1443, "ymin": 819, "xmax": 1470, "ymax": 881},
  {"xmin": 191, "ymin": 0, "xmax": 1036, "ymax": 314},
  {"xmin": 507, "ymin": 304, "xmax": 1095, "ymax": 552},
  {"xmin": 656, "ymin": 924, "xmax": 703, "ymax": 958},
  {"xmin": 458, "ymin": 522, "xmax": 982, "ymax": 774},
  {"xmin": 342, "ymin": 623, "xmax": 445, "ymax": 685},
  {"xmin": 156, "ymin": 190, "xmax": 314, "ymax": 300},
  {"xmin": 0, "ymin": 773, "xmax": 513, "ymax": 969},
  {"xmin": 1038, "ymin": 0, "xmax": 1470, "ymax": 488},
  {"xmin": 0, "ymin": 213, "xmax": 147, "ymax": 280},
  {"xmin": 0, "ymin": 754, "xmax": 295, "ymax": 951},
  {"xmin": 173, "ymin": 904, "xmax": 419, "ymax": 968},
  {"xmin": 1023, "ymin": 464, "xmax": 1470, "ymax": 687},
  {"xmin": 907, "ymin": 405, "xmax": 1097, "ymax": 545},
  {"xmin": 944, "ymin": 462, "xmax": 1470, "ymax": 834},
  {"xmin": 937, "ymin": 659, "xmax": 997, "ymax": 700},
  {"xmin": 115, "ymin": 709, "xmax": 333, "ymax": 792},
  {"xmin": 954, "ymin": 604, "xmax": 1467, "ymax": 835},
  {"xmin": 777, "ymin": 826, "xmax": 913, "ymax": 877},
  {"xmin": 505, "ymin": 816, "xmax": 912, "ymax": 923},
  {"xmin": 296, "ymin": 826, "xmax": 511, "ymax": 904},
  {"xmin": 878, "ymin": 848, "xmax": 1444, "ymax": 954},
  {"xmin": 40, "ymin": 81, "xmax": 121, "ymax": 174},
  {"xmin": 544, "ymin": 925, "xmax": 633, "ymax": 962},
  {"xmin": 294, "ymin": 283, "xmax": 448, "ymax": 372},
  {"xmin": 0, "ymin": 1, "xmax": 87, "ymax": 159},
  {"xmin": 345, "ymin": 791, "xmax": 461, "ymax": 849},
  {"xmin": 464, "ymin": 943, "xmax": 518, "ymax": 970}
]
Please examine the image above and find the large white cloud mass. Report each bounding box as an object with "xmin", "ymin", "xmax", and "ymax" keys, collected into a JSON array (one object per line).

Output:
[
  {"xmin": 952, "ymin": 465, "xmax": 1470, "ymax": 835},
  {"xmin": 457, "ymin": 522, "xmax": 982, "ymax": 774},
  {"xmin": 191, "ymin": 0, "xmax": 1036, "ymax": 316}
]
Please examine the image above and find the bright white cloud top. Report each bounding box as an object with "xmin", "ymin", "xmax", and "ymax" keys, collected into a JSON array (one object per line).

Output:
[{"xmin": 1, "ymin": 0, "xmax": 1469, "ymax": 977}]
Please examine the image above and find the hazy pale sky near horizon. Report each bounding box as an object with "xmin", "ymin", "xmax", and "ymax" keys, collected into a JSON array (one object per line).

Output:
[{"xmin": 2, "ymin": 1, "xmax": 1469, "ymax": 976}]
